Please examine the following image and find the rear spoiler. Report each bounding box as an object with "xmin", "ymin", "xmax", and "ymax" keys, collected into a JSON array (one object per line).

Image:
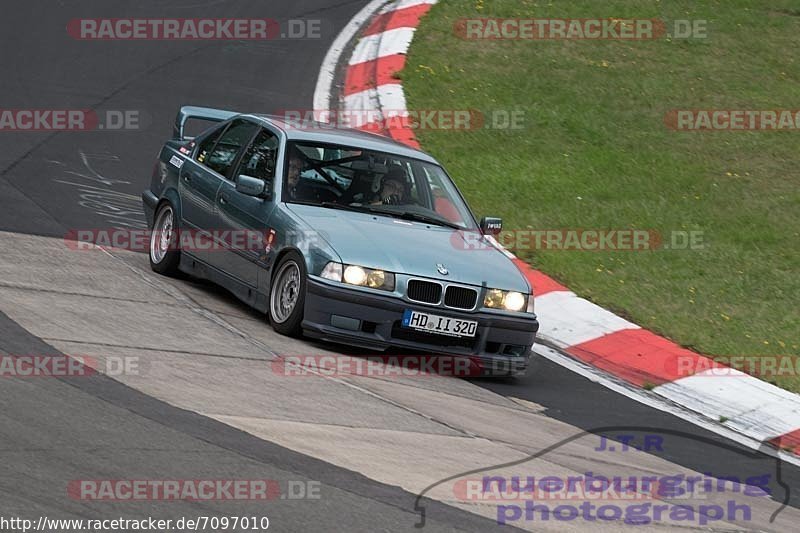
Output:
[{"xmin": 173, "ymin": 105, "xmax": 238, "ymax": 140}]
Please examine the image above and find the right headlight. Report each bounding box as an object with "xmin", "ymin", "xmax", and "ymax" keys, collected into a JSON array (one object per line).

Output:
[{"xmin": 483, "ymin": 289, "xmax": 529, "ymax": 312}]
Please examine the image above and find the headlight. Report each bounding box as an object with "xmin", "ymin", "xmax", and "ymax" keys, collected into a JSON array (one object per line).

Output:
[
  {"xmin": 320, "ymin": 262, "xmax": 342, "ymax": 281},
  {"xmin": 504, "ymin": 291, "xmax": 526, "ymax": 311},
  {"xmin": 366, "ymin": 269, "xmax": 386, "ymax": 288},
  {"xmin": 483, "ymin": 289, "xmax": 528, "ymax": 312},
  {"xmin": 343, "ymin": 265, "xmax": 367, "ymax": 285},
  {"xmin": 484, "ymin": 289, "xmax": 505, "ymax": 308},
  {"xmin": 322, "ymin": 262, "xmax": 394, "ymax": 291}
]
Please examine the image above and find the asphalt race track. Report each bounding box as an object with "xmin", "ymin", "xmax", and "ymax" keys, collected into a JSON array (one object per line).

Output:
[
  {"xmin": 0, "ymin": 309, "xmax": 509, "ymax": 531},
  {"xmin": 1, "ymin": 1, "xmax": 799, "ymax": 531}
]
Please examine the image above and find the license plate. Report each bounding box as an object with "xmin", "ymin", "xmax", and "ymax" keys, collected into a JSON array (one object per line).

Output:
[{"xmin": 401, "ymin": 309, "xmax": 478, "ymax": 338}]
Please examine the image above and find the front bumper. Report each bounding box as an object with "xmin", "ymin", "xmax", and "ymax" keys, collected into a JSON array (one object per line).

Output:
[{"xmin": 302, "ymin": 278, "xmax": 539, "ymax": 377}]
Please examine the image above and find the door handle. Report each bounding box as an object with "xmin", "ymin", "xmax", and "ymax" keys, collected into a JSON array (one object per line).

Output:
[
  {"xmin": 219, "ymin": 193, "xmax": 229, "ymax": 205},
  {"xmin": 182, "ymin": 170, "xmax": 201, "ymax": 183}
]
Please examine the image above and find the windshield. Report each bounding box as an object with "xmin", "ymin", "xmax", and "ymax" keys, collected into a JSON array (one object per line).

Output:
[{"xmin": 282, "ymin": 141, "xmax": 478, "ymax": 230}]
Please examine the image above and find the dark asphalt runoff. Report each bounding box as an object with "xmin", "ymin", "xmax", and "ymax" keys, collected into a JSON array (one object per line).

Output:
[{"xmin": 0, "ymin": 0, "xmax": 797, "ymax": 530}]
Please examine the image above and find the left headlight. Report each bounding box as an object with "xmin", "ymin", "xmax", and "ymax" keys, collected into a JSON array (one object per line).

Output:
[
  {"xmin": 320, "ymin": 262, "xmax": 395, "ymax": 291},
  {"xmin": 484, "ymin": 289, "xmax": 529, "ymax": 312}
]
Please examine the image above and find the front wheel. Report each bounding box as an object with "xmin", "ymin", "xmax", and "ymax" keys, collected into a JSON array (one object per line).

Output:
[
  {"xmin": 149, "ymin": 202, "xmax": 181, "ymax": 276},
  {"xmin": 269, "ymin": 251, "xmax": 306, "ymax": 336}
]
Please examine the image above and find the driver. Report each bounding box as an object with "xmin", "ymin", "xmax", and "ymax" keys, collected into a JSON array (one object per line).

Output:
[
  {"xmin": 371, "ymin": 166, "xmax": 409, "ymax": 205},
  {"xmin": 286, "ymin": 152, "xmax": 312, "ymax": 201}
]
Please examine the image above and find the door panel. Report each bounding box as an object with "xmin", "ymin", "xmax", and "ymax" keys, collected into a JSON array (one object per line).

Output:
[
  {"xmin": 178, "ymin": 160, "xmax": 221, "ymax": 231},
  {"xmin": 212, "ymin": 127, "xmax": 280, "ymax": 287},
  {"xmin": 178, "ymin": 124, "xmax": 227, "ymax": 233},
  {"xmin": 181, "ymin": 119, "xmax": 260, "ymax": 266},
  {"xmin": 215, "ymin": 183, "xmax": 275, "ymax": 287},
  {"xmin": 178, "ymin": 160, "xmax": 223, "ymax": 266}
]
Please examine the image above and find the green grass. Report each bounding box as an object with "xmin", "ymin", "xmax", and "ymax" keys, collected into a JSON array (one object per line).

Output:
[{"xmin": 403, "ymin": 0, "xmax": 800, "ymax": 391}]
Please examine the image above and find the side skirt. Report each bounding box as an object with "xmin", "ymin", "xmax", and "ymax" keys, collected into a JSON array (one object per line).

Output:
[{"xmin": 178, "ymin": 253, "xmax": 269, "ymax": 314}]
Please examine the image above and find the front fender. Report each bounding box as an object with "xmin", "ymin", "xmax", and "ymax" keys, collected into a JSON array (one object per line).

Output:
[{"xmin": 267, "ymin": 204, "xmax": 342, "ymax": 278}]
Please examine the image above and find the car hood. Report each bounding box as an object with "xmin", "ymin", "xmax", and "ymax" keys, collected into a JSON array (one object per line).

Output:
[{"xmin": 287, "ymin": 204, "xmax": 529, "ymax": 292}]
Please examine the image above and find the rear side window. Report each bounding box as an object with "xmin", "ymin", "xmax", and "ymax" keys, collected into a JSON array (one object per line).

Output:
[
  {"xmin": 237, "ymin": 129, "xmax": 279, "ymax": 181},
  {"xmin": 196, "ymin": 120, "xmax": 259, "ymax": 178},
  {"xmin": 195, "ymin": 125, "xmax": 225, "ymax": 164}
]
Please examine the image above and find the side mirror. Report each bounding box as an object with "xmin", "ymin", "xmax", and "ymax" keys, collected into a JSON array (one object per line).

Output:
[
  {"xmin": 236, "ymin": 174, "xmax": 270, "ymax": 200},
  {"xmin": 480, "ymin": 216, "xmax": 502, "ymax": 235}
]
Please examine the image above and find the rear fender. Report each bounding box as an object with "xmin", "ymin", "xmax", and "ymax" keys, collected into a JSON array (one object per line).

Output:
[{"xmin": 159, "ymin": 187, "xmax": 182, "ymax": 227}]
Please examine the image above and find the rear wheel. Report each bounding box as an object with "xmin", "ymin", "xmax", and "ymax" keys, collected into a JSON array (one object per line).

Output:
[
  {"xmin": 269, "ymin": 251, "xmax": 306, "ymax": 336},
  {"xmin": 149, "ymin": 203, "xmax": 181, "ymax": 276}
]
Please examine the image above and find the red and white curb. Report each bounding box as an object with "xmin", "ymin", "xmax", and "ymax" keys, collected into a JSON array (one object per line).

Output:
[
  {"xmin": 314, "ymin": 0, "xmax": 435, "ymax": 148},
  {"xmin": 314, "ymin": 0, "xmax": 800, "ymax": 460}
]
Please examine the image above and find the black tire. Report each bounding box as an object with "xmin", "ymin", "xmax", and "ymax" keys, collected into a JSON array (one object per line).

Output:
[
  {"xmin": 268, "ymin": 251, "xmax": 307, "ymax": 337},
  {"xmin": 149, "ymin": 202, "xmax": 181, "ymax": 276}
]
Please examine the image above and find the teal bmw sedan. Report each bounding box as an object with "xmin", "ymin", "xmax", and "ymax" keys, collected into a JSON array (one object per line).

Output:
[{"xmin": 142, "ymin": 106, "xmax": 539, "ymax": 376}]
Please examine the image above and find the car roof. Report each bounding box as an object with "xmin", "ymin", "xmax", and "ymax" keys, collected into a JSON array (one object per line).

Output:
[{"xmin": 244, "ymin": 113, "xmax": 440, "ymax": 164}]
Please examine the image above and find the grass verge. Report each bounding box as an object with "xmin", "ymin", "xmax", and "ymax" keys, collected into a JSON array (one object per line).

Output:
[{"xmin": 403, "ymin": 0, "xmax": 800, "ymax": 391}]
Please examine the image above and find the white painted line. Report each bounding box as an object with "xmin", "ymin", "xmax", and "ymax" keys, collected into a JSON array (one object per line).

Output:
[
  {"xmin": 378, "ymin": 27, "xmax": 417, "ymax": 58},
  {"xmin": 653, "ymin": 369, "xmax": 800, "ymax": 441},
  {"xmin": 313, "ymin": 0, "xmax": 389, "ymax": 117},
  {"xmin": 533, "ymin": 344, "xmax": 800, "ymax": 468},
  {"xmin": 341, "ymin": 84, "xmax": 408, "ymax": 128},
  {"xmin": 535, "ymin": 290, "xmax": 638, "ymax": 347},
  {"xmin": 349, "ymin": 27, "xmax": 416, "ymax": 65},
  {"xmin": 376, "ymin": 83, "xmax": 408, "ymax": 114},
  {"xmin": 348, "ymin": 27, "xmax": 381, "ymax": 66},
  {"xmin": 342, "ymin": 88, "xmax": 381, "ymax": 127}
]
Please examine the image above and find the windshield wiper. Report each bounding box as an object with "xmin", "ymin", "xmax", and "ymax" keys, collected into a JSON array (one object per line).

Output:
[
  {"xmin": 364, "ymin": 207, "xmax": 462, "ymax": 230},
  {"xmin": 292, "ymin": 202, "xmax": 463, "ymax": 229},
  {"xmin": 291, "ymin": 201, "xmax": 369, "ymax": 213}
]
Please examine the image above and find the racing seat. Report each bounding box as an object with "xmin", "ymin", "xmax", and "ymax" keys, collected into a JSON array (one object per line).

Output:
[{"xmin": 342, "ymin": 170, "xmax": 380, "ymax": 203}]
